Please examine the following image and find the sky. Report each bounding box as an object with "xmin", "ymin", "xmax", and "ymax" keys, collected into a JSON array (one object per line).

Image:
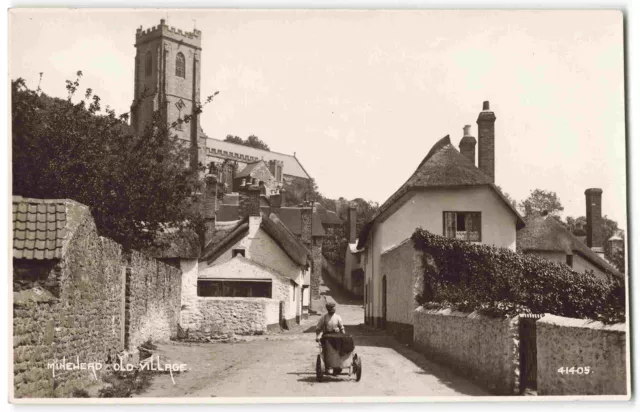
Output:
[{"xmin": 9, "ymin": 9, "xmax": 627, "ymax": 227}]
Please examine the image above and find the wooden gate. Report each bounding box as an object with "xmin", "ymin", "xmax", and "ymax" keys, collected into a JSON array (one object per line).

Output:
[{"xmin": 519, "ymin": 314, "xmax": 543, "ymax": 393}]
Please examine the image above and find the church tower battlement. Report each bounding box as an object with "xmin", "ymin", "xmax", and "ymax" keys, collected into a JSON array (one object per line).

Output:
[{"xmin": 131, "ymin": 18, "xmax": 203, "ymax": 164}]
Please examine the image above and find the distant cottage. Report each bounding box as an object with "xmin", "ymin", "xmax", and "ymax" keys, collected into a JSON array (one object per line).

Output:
[{"xmin": 517, "ymin": 189, "xmax": 623, "ymax": 281}]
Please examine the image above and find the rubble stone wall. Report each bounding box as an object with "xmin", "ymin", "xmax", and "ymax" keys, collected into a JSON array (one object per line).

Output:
[
  {"xmin": 413, "ymin": 307, "xmax": 520, "ymax": 395},
  {"xmin": 536, "ymin": 315, "xmax": 627, "ymax": 395}
]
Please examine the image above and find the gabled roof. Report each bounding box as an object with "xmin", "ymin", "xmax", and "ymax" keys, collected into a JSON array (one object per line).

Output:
[
  {"xmin": 205, "ymin": 138, "xmax": 311, "ymax": 179},
  {"xmin": 517, "ymin": 215, "xmax": 623, "ymax": 279},
  {"xmin": 215, "ymin": 204, "xmax": 326, "ymax": 237},
  {"xmin": 200, "ymin": 217, "xmax": 250, "ymax": 263},
  {"xmin": 314, "ymin": 203, "xmax": 343, "ymax": 226},
  {"xmin": 357, "ymin": 136, "xmax": 525, "ymax": 248},
  {"xmin": 260, "ymin": 213, "xmax": 310, "ymax": 267},
  {"xmin": 235, "ymin": 160, "xmax": 268, "ymax": 179},
  {"xmin": 13, "ymin": 196, "xmax": 92, "ymax": 260},
  {"xmin": 200, "ymin": 213, "xmax": 310, "ymax": 268}
]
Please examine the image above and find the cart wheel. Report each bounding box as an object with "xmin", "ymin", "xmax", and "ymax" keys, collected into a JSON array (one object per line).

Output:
[
  {"xmin": 316, "ymin": 354, "xmax": 323, "ymax": 382},
  {"xmin": 354, "ymin": 354, "xmax": 362, "ymax": 382}
]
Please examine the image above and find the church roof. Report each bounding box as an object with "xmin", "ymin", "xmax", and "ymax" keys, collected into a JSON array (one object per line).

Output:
[
  {"xmin": 204, "ymin": 138, "xmax": 311, "ymax": 180},
  {"xmin": 517, "ymin": 215, "xmax": 623, "ymax": 279},
  {"xmin": 357, "ymin": 135, "xmax": 525, "ymax": 248}
]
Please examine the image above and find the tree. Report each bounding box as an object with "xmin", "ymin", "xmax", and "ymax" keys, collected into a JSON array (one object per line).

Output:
[
  {"xmin": 224, "ymin": 134, "xmax": 270, "ymax": 151},
  {"xmin": 12, "ymin": 73, "xmax": 216, "ymax": 250},
  {"xmin": 519, "ymin": 189, "xmax": 564, "ymax": 218}
]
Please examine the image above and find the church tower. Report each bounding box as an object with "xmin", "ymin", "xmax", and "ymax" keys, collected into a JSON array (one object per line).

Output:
[{"xmin": 131, "ymin": 19, "xmax": 204, "ymax": 169}]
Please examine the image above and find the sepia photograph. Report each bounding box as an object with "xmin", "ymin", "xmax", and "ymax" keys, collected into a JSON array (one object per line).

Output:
[{"xmin": 8, "ymin": 7, "xmax": 629, "ymax": 402}]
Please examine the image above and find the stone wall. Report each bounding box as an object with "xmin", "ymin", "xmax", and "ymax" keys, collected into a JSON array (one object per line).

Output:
[
  {"xmin": 413, "ymin": 307, "xmax": 520, "ymax": 395},
  {"xmin": 187, "ymin": 298, "xmax": 280, "ymax": 338},
  {"xmin": 13, "ymin": 216, "xmax": 126, "ymax": 398},
  {"xmin": 536, "ymin": 315, "xmax": 627, "ymax": 395},
  {"xmin": 125, "ymin": 251, "xmax": 182, "ymax": 349},
  {"xmin": 381, "ymin": 240, "xmax": 420, "ymax": 343},
  {"xmin": 13, "ymin": 215, "xmax": 183, "ymax": 398}
]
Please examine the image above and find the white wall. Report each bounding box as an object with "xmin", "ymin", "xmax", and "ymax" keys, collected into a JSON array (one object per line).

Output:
[{"xmin": 365, "ymin": 186, "xmax": 518, "ymax": 322}]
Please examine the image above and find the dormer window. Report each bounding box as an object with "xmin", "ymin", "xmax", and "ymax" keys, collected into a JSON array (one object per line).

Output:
[{"xmin": 443, "ymin": 212, "xmax": 481, "ymax": 242}]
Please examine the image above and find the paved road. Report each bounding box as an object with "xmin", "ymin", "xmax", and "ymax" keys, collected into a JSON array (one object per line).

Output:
[{"xmin": 136, "ymin": 272, "xmax": 488, "ymax": 398}]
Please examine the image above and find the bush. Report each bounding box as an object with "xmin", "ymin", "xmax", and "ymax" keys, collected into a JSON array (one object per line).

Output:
[{"xmin": 411, "ymin": 229, "xmax": 625, "ymax": 324}]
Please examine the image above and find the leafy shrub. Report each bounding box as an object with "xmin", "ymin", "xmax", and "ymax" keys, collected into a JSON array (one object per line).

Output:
[{"xmin": 411, "ymin": 229, "xmax": 625, "ymax": 324}]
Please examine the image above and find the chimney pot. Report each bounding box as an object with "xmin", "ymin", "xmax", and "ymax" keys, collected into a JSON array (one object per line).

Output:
[
  {"xmin": 483, "ymin": 101, "xmax": 490, "ymax": 111},
  {"xmin": 463, "ymin": 125, "xmax": 471, "ymax": 137},
  {"xmin": 160, "ymin": 19, "xmax": 166, "ymax": 25}
]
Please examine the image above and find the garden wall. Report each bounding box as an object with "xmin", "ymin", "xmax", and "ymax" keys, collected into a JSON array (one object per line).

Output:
[
  {"xmin": 13, "ymin": 201, "xmax": 183, "ymax": 398},
  {"xmin": 413, "ymin": 307, "xmax": 520, "ymax": 395},
  {"xmin": 536, "ymin": 314, "xmax": 627, "ymax": 395}
]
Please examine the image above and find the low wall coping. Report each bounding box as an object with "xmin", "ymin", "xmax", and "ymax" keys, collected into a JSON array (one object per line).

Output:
[
  {"xmin": 197, "ymin": 297, "xmax": 278, "ymax": 303},
  {"xmin": 537, "ymin": 314, "xmax": 626, "ymax": 332},
  {"xmin": 415, "ymin": 306, "xmax": 516, "ymax": 321}
]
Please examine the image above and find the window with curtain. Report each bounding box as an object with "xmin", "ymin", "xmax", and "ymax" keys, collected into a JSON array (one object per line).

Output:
[
  {"xmin": 443, "ymin": 212, "xmax": 481, "ymax": 241},
  {"xmin": 175, "ymin": 52, "xmax": 186, "ymax": 78},
  {"xmin": 145, "ymin": 51, "xmax": 152, "ymax": 77}
]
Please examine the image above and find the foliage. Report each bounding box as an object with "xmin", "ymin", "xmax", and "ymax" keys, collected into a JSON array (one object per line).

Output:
[
  {"xmin": 519, "ymin": 188, "xmax": 564, "ymax": 218},
  {"xmin": 12, "ymin": 73, "xmax": 217, "ymax": 250},
  {"xmin": 340, "ymin": 198, "xmax": 379, "ymax": 240},
  {"xmin": 322, "ymin": 225, "xmax": 347, "ymax": 269},
  {"xmin": 224, "ymin": 134, "xmax": 270, "ymax": 151},
  {"xmin": 411, "ymin": 229, "xmax": 625, "ymax": 324}
]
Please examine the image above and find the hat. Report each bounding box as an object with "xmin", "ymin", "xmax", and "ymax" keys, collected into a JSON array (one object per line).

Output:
[{"xmin": 325, "ymin": 302, "xmax": 336, "ymax": 308}]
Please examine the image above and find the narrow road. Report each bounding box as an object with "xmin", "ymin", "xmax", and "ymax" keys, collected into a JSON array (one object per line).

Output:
[{"xmin": 136, "ymin": 271, "xmax": 488, "ymax": 398}]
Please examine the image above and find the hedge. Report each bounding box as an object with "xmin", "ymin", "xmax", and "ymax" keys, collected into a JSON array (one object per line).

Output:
[{"xmin": 410, "ymin": 229, "xmax": 625, "ymax": 324}]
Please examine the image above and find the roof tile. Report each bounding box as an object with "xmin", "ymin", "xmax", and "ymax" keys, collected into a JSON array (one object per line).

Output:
[{"xmin": 13, "ymin": 196, "xmax": 88, "ymax": 260}]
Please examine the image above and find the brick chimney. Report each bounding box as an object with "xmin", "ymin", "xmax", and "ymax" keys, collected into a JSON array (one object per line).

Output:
[
  {"xmin": 347, "ymin": 204, "xmax": 357, "ymax": 243},
  {"xmin": 476, "ymin": 101, "xmax": 496, "ymax": 182},
  {"xmin": 459, "ymin": 124, "xmax": 477, "ymax": 166},
  {"xmin": 239, "ymin": 178, "xmax": 261, "ymax": 219},
  {"xmin": 300, "ymin": 200, "xmax": 313, "ymax": 246},
  {"xmin": 585, "ymin": 188, "xmax": 604, "ymax": 255}
]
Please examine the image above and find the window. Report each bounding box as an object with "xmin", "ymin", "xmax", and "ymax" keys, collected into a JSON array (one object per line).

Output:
[
  {"xmin": 145, "ymin": 51, "xmax": 152, "ymax": 77},
  {"xmin": 175, "ymin": 52, "xmax": 186, "ymax": 78},
  {"xmin": 232, "ymin": 249, "xmax": 245, "ymax": 258},
  {"xmin": 566, "ymin": 254, "xmax": 574, "ymax": 268},
  {"xmin": 443, "ymin": 212, "xmax": 481, "ymax": 241},
  {"xmin": 197, "ymin": 280, "xmax": 272, "ymax": 298},
  {"xmin": 291, "ymin": 280, "xmax": 296, "ymax": 301}
]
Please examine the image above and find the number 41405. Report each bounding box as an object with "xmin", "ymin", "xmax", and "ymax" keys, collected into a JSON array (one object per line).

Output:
[{"xmin": 557, "ymin": 366, "xmax": 591, "ymax": 375}]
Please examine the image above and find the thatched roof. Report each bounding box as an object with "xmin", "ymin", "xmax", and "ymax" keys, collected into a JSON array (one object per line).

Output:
[
  {"xmin": 357, "ymin": 136, "xmax": 525, "ymax": 248},
  {"xmin": 260, "ymin": 213, "xmax": 310, "ymax": 267},
  {"xmin": 200, "ymin": 217, "xmax": 250, "ymax": 263},
  {"xmin": 200, "ymin": 213, "xmax": 310, "ymax": 268},
  {"xmin": 517, "ymin": 215, "xmax": 623, "ymax": 279}
]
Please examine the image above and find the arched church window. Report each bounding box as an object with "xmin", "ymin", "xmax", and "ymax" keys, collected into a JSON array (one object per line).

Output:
[
  {"xmin": 145, "ymin": 52, "xmax": 152, "ymax": 77},
  {"xmin": 175, "ymin": 53, "xmax": 186, "ymax": 78}
]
